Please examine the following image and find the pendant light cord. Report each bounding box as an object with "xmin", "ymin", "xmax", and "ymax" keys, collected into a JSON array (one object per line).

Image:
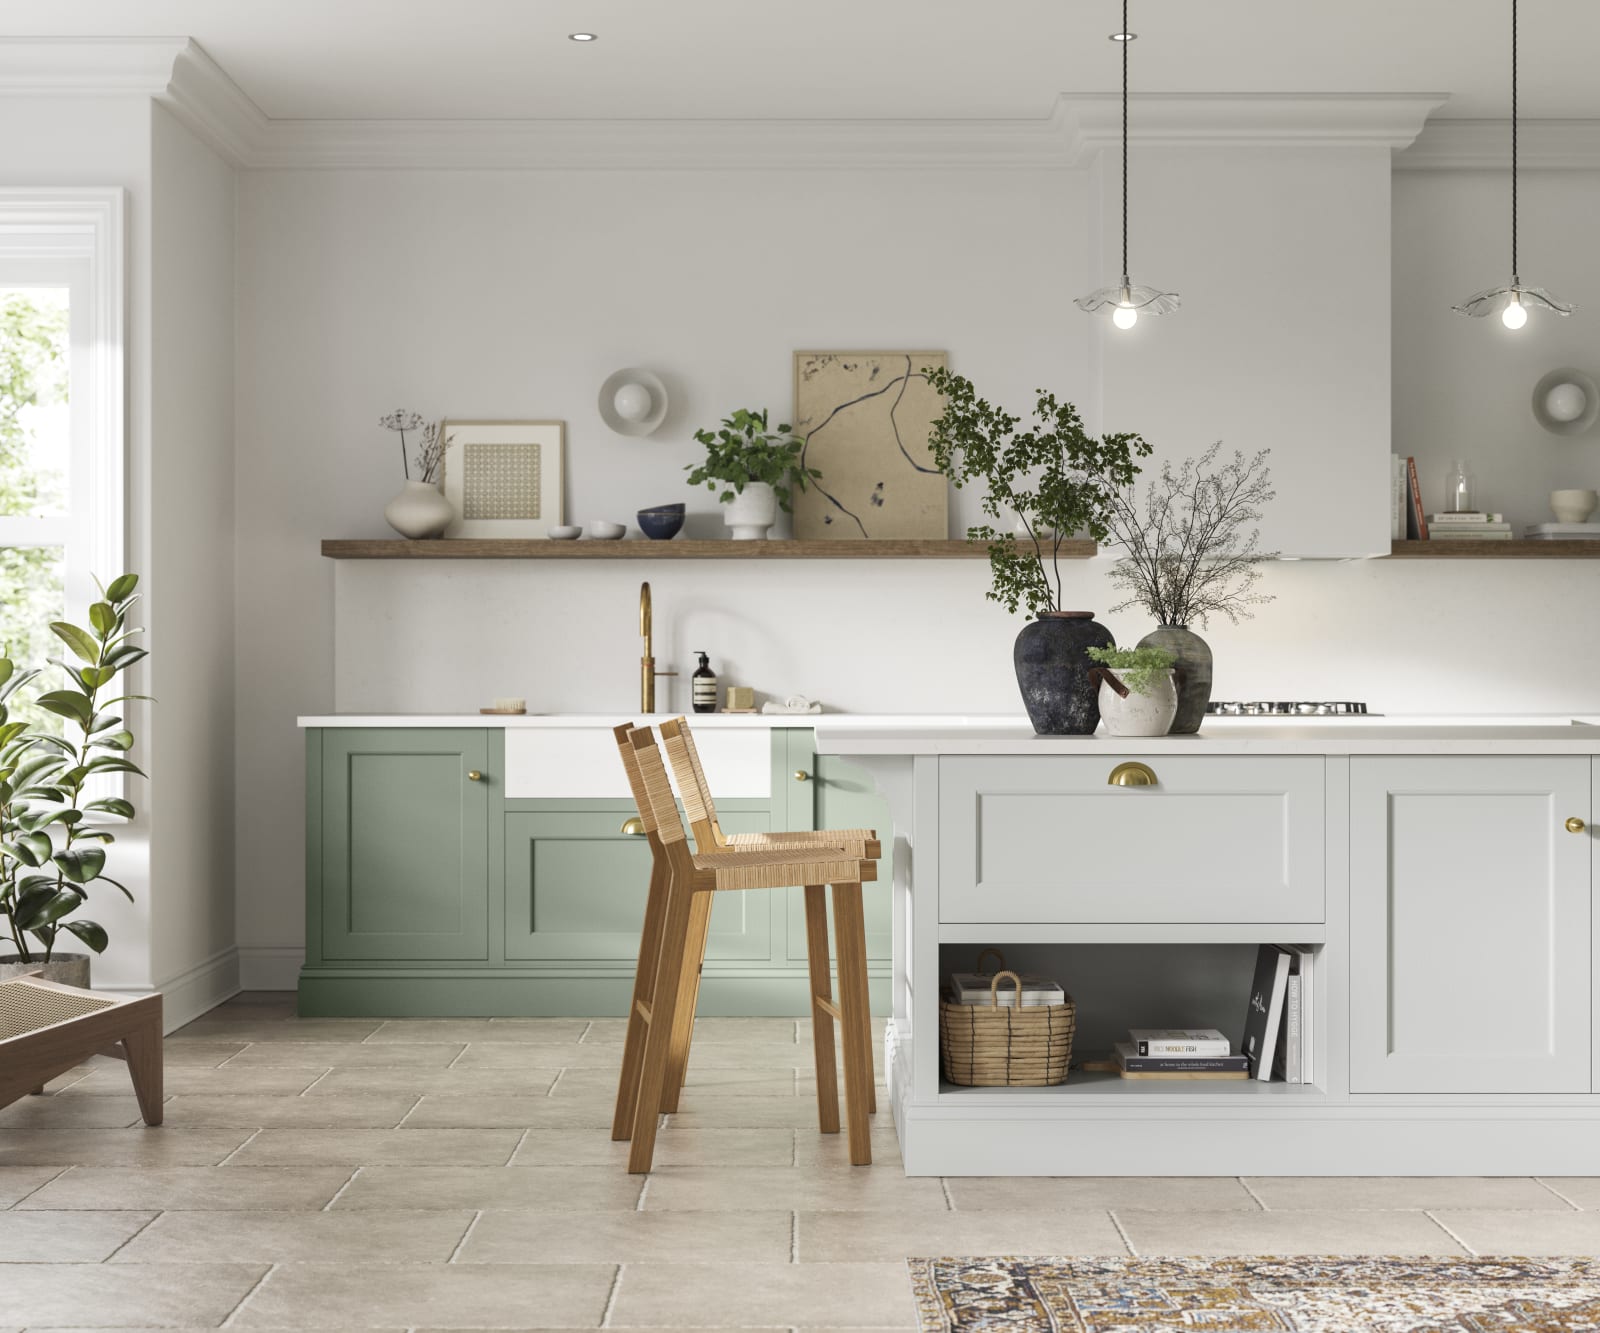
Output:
[
  {"xmin": 1511, "ymin": 0, "xmax": 1519, "ymax": 281},
  {"xmin": 1121, "ymin": 0, "xmax": 1130, "ymax": 283}
]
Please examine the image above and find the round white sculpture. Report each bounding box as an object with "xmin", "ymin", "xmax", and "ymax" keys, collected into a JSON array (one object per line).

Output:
[
  {"xmin": 1532, "ymin": 368, "xmax": 1600, "ymax": 436},
  {"xmin": 598, "ymin": 368, "xmax": 669, "ymax": 437}
]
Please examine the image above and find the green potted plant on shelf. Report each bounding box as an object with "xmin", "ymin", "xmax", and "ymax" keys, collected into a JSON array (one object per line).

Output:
[
  {"xmin": 0, "ymin": 573, "xmax": 149, "ymax": 986},
  {"xmin": 685, "ymin": 407, "xmax": 821, "ymax": 541},
  {"xmin": 1085, "ymin": 644, "xmax": 1180, "ymax": 737},
  {"xmin": 924, "ymin": 367, "xmax": 1151, "ymax": 736}
]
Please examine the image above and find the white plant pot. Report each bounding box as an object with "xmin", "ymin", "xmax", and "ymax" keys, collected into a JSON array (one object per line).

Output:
[
  {"xmin": 384, "ymin": 480, "xmax": 455, "ymax": 540},
  {"xmin": 1097, "ymin": 669, "xmax": 1180, "ymax": 737},
  {"xmin": 724, "ymin": 482, "xmax": 778, "ymax": 540}
]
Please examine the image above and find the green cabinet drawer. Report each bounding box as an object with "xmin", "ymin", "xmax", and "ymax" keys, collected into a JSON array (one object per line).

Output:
[
  {"xmin": 318, "ymin": 729, "xmax": 490, "ymax": 961},
  {"xmin": 503, "ymin": 805, "xmax": 776, "ymax": 962}
]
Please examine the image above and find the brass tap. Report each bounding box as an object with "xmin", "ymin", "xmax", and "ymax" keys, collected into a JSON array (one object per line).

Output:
[{"xmin": 639, "ymin": 581, "xmax": 677, "ymax": 713}]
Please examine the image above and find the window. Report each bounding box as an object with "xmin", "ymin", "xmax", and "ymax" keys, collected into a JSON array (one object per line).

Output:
[{"xmin": 0, "ymin": 190, "xmax": 124, "ymax": 708}]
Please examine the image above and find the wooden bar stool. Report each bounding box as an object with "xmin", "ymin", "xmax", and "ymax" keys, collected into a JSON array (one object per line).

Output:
[
  {"xmin": 613, "ymin": 724, "xmax": 878, "ymax": 1172},
  {"xmin": 658, "ymin": 716, "xmax": 882, "ymax": 1120}
]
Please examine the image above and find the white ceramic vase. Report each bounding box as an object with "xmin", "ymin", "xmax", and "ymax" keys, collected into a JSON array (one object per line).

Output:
[
  {"xmin": 724, "ymin": 481, "xmax": 778, "ymax": 540},
  {"xmin": 384, "ymin": 480, "xmax": 454, "ymax": 539},
  {"xmin": 1097, "ymin": 669, "xmax": 1180, "ymax": 737}
]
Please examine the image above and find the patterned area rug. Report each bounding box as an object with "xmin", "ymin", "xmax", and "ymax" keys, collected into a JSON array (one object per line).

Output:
[{"xmin": 907, "ymin": 1256, "xmax": 1600, "ymax": 1331}]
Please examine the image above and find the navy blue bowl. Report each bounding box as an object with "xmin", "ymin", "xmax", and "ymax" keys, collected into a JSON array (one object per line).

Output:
[{"xmin": 637, "ymin": 504, "xmax": 686, "ymax": 541}]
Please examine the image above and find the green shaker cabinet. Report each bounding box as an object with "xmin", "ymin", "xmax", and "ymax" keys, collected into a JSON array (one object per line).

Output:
[{"xmin": 300, "ymin": 726, "xmax": 889, "ymax": 1017}]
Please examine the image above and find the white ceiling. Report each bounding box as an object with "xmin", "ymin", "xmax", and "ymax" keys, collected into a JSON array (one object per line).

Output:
[{"xmin": 2, "ymin": 1, "xmax": 1598, "ymax": 123}]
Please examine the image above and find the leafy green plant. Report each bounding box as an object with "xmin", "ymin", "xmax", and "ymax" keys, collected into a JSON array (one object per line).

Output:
[
  {"xmin": 1086, "ymin": 643, "xmax": 1177, "ymax": 696},
  {"xmin": 925, "ymin": 369, "xmax": 1151, "ymax": 618},
  {"xmin": 685, "ymin": 408, "xmax": 821, "ymax": 513},
  {"xmin": 0, "ymin": 573, "xmax": 148, "ymax": 963}
]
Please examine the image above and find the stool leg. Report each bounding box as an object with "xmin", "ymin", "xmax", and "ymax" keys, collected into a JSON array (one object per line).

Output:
[
  {"xmin": 630, "ymin": 876, "xmax": 697, "ymax": 1174},
  {"xmin": 832, "ymin": 880, "xmax": 873, "ymax": 1166},
  {"xmin": 614, "ymin": 846, "xmax": 669, "ymax": 1141},
  {"xmin": 123, "ymin": 1019, "xmax": 164, "ymax": 1127},
  {"xmin": 661, "ymin": 891, "xmax": 713, "ymax": 1113},
  {"xmin": 802, "ymin": 884, "xmax": 840, "ymax": 1135}
]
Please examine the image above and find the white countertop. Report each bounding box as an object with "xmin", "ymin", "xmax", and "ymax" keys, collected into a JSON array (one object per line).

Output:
[{"xmin": 295, "ymin": 712, "xmax": 1019, "ymax": 730}]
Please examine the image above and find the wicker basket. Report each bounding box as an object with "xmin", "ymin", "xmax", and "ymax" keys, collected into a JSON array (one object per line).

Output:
[{"xmin": 940, "ymin": 950, "xmax": 1075, "ymax": 1087}]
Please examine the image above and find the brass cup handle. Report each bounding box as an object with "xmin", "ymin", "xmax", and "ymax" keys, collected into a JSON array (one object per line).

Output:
[
  {"xmin": 1567, "ymin": 817, "xmax": 1587, "ymax": 834},
  {"xmin": 620, "ymin": 817, "xmax": 646, "ymax": 836},
  {"xmin": 1107, "ymin": 761, "xmax": 1157, "ymax": 788},
  {"xmin": 466, "ymin": 770, "xmax": 483, "ymax": 782},
  {"xmin": 794, "ymin": 770, "xmax": 811, "ymax": 782}
]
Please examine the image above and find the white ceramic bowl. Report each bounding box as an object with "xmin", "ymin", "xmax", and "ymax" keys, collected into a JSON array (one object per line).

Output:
[
  {"xmin": 589, "ymin": 521, "xmax": 626, "ymax": 540},
  {"xmin": 549, "ymin": 525, "xmax": 582, "ymax": 540},
  {"xmin": 1551, "ymin": 489, "xmax": 1599, "ymax": 524}
]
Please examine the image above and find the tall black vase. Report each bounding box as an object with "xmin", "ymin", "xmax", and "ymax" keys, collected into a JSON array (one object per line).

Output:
[
  {"xmin": 1137, "ymin": 623, "xmax": 1213, "ymax": 735},
  {"xmin": 1013, "ymin": 611, "xmax": 1114, "ymax": 735}
]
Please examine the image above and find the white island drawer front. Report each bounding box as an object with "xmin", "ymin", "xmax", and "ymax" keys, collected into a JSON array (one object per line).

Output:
[
  {"xmin": 938, "ymin": 755, "xmax": 1325, "ymax": 923},
  {"xmin": 503, "ymin": 727, "xmax": 771, "ymax": 799}
]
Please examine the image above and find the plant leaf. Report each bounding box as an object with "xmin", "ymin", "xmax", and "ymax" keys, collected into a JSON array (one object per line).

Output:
[
  {"xmin": 52, "ymin": 846, "xmax": 105, "ymax": 884},
  {"xmin": 105, "ymin": 573, "xmax": 138, "ymax": 602},
  {"xmin": 19, "ymin": 889, "xmax": 86, "ymax": 929},
  {"xmin": 62, "ymin": 918, "xmax": 108, "ymax": 953},
  {"xmin": 104, "ymin": 645, "xmax": 147, "ymax": 672},
  {"xmin": 84, "ymin": 797, "xmax": 135, "ymax": 819},
  {"xmin": 95, "ymin": 874, "xmax": 134, "ymax": 902},
  {"xmin": 88, "ymin": 602, "xmax": 116, "ymax": 637},
  {"xmin": 49, "ymin": 622, "xmax": 100, "ymax": 664},
  {"xmin": 84, "ymin": 756, "xmax": 145, "ymax": 778},
  {"xmin": 35, "ymin": 691, "xmax": 91, "ymax": 726}
]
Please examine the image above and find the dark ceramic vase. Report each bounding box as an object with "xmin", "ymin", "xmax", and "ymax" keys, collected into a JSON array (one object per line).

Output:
[
  {"xmin": 1138, "ymin": 623, "xmax": 1213, "ymax": 734},
  {"xmin": 1013, "ymin": 611, "xmax": 1114, "ymax": 735}
]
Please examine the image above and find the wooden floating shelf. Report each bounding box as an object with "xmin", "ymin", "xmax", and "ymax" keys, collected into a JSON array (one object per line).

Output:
[
  {"xmin": 1388, "ymin": 540, "xmax": 1600, "ymax": 559},
  {"xmin": 321, "ymin": 538, "xmax": 1097, "ymax": 561}
]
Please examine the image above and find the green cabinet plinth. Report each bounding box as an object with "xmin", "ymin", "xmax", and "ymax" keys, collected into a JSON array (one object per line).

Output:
[{"xmin": 299, "ymin": 726, "xmax": 890, "ymax": 1017}]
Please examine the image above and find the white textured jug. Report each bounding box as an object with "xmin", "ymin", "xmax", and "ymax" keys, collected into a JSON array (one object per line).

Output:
[
  {"xmin": 1096, "ymin": 668, "xmax": 1179, "ymax": 737},
  {"xmin": 384, "ymin": 480, "xmax": 455, "ymax": 539}
]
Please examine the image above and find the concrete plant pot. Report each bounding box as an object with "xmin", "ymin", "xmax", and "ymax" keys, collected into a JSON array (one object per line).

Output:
[{"xmin": 0, "ymin": 953, "xmax": 91, "ymax": 988}]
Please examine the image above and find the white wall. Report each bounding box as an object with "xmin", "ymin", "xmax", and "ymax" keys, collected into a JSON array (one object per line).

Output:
[{"xmin": 148, "ymin": 103, "xmax": 237, "ymax": 1012}]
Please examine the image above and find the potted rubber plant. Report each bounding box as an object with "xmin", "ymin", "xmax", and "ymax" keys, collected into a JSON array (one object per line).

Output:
[
  {"xmin": 1086, "ymin": 644, "xmax": 1180, "ymax": 737},
  {"xmin": 0, "ymin": 573, "xmax": 148, "ymax": 986},
  {"xmin": 925, "ymin": 368, "xmax": 1151, "ymax": 735},
  {"xmin": 685, "ymin": 408, "xmax": 821, "ymax": 540}
]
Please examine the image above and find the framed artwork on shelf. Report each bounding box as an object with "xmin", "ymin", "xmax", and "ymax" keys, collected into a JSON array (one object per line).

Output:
[
  {"xmin": 791, "ymin": 350, "xmax": 950, "ymax": 541},
  {"xmin": 440, "ymin": 420, "xmax": 565, "ymax": 538}
]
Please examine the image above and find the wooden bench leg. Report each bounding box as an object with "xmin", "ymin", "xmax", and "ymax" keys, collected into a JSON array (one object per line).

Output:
[
  {"xmin": 122, "ymin": 1018, "xmax": 164, "ymax": 1127},
  {"xmin": 832, "ymin": 880, "xmax": 874, "ymax": 1166},
  {"xmin": 661, "ymin": 890, "xmax": 713, "ymax": 1114},
  {"xmin": 802, "ymin": 884, "xmax": 841, "ymax": 1135},
  {"xmin": 629, "ymin": 876, "xmax": 697, "ymax": 1174},
  {"xmin": 614, "ymin": 849, "xmax": 670, "ymax": 1141}
]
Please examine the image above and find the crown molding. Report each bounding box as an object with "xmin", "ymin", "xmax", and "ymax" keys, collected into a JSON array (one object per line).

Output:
[
  {"xmin": 0, "ymin": 37, "xmax": 184, "ymax": 96},
  {"xmin": 1399, "ymin": 118, "xmax": 1600, "ymax": 170},
  {"xmin": 159, "ymin": 39, "xmax": 268, "ymax": 167}
]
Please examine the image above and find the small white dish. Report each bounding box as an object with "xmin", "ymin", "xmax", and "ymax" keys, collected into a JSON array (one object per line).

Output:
[
  {"xmin": 588, "ymin": 521, "xmax": 626, "ymax": 540},
  {"xmin": 549, "ymin": 525, "xmax": 582, "ymax": 540}
]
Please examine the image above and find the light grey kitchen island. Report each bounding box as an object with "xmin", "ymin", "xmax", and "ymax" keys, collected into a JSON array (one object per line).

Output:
[{"xmin": 817, "ymin": 720, "xmax": 1600, "ymax": 1176}]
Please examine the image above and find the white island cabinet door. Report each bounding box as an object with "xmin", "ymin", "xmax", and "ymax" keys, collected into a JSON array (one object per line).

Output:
[{"xmin": 1350, "ymin": 757, "xmax": 1591, "ymax": 1094}]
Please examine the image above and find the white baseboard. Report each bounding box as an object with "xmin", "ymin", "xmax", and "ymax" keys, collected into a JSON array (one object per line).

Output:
[
  {"xmin": 93, "ymin": 948, "xmax": 242, "ymax": 1033},
  {"xmin": 238, "ymin": 946, "xmax": 303, "ymax": 992}
]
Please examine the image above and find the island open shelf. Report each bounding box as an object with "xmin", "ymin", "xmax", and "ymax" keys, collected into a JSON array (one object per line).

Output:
[{"xmin": 321, "ymin": 538, "xmax": 1095, "ymax": 560}]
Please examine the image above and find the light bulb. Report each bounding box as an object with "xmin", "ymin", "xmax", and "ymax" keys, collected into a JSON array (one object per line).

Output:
[
  {"xmin": 1112, "ymin": 304, "xmax": 1138, "ymax": 330},
  {"xmin": 1501, "ymin": 297, "xmax": 1528, "ymax": 330}
]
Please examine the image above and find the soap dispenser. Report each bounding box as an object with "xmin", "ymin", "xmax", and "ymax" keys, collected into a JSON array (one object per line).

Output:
[{"xmin": 692, "ymin": 651, "xmax": 718, "ymax": 714}]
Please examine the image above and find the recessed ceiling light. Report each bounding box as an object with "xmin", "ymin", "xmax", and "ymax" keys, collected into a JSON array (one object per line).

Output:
[
  {"xmin": 568, "ymin": 32, "xmax": 597, "ymax": 42},
  {"xmin": 1109, "ymin": 31, "xmax": 1136, "ymax": 40}
]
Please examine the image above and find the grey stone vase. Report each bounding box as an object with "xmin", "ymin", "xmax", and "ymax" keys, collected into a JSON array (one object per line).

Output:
[
  {"xmin": 1138, "ymin": 624, "xmax": 1213, "ymax": 734},
  {"xmin": 0, "ymin": 952, "xmax": 91, "ymax": 988},
  {"xmin": 1014, "ymin": 612, "xmax": 1114, "ymax": 735}
]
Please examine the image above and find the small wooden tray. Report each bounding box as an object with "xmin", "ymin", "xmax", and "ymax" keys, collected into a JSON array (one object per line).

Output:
[{"xmin": 479, "ymin": 708, "xmax": 527, "ymax": 715}]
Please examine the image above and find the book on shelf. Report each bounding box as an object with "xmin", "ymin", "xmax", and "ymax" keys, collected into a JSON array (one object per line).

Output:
[
  {"xmin": 1404, "ymin": 457, "xmax": 1428, "ymax": 541},
  {"xmin": 1130, "ymin": 1028, "xmax": 1230, "ymax": 1058},
  {"xmin": 1113, "ymin": 1042, "xmax": 1250, "ymax": 1080},
  {"xmin": 1429, "ymin": 511, "xmax": 1504, "ymax": 525},
  {"xmin": 1269, "ymin": 946, "xmax": 1313, "ymax": 1085},
  {"xmin": 1390, "ymin": 455, "xmax": 1406, "ymax": 541},
  {"xmin": 1242, "ymin": 944, "xmax": 1292, "ymax": 1080},
  {"xmin": 947, "ymin": 971, "xmax": 1064, "ymax": 1007},
  {"xmin": 1428, "ymin": 528, "xmax": 1513, "ymax": 540},
  {"xmin": 1525, "ymin": 523, "xmax": 1600, "ymax": 540}
]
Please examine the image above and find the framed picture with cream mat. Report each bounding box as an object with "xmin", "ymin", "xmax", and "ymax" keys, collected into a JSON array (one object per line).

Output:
[{"xmin": 440, "ymin": 420, "xmax": 565, "ymax": 538}]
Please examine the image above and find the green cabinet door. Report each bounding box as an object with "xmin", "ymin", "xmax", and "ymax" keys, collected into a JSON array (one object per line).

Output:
[
  {"xmin": 503, "ymin": 804, "xmax": 775, "ymax": 962},
  {"xmin": 782, "ymin": 731, "xmax": 892, "ymax": 962},
  {"xmin": 319, "ymin": 729, "xmax": 491, "ymax": 961}
]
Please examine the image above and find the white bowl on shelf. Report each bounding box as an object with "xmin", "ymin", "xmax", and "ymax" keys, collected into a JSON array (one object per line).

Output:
[
  {"xmin": 549, "ymin": 525, "xmax": 582, "ymax": 540},
  {"xmin": 589, "ymin": 521, "xmax": 626, "ymax": 540}
]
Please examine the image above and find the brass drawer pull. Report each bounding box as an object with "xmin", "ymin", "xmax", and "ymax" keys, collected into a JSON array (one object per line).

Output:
[
  {"xmin": 794, "ymin": 770, "xmax": 811, "ymax": 782},
  {"xmin": 1567, "ymin": 816, "xmax": 1587, "ymax": 834},
  {"xmin": 1107, "ymin": 762, "xmax": 1157, "ymax": 787},
  {"xmin": 466, "ymin": 770, "xmax": 483, "ymax": 782},
  {"xmin": 620, "ymin": 817, "xmax": 646, "ymax": 836}
]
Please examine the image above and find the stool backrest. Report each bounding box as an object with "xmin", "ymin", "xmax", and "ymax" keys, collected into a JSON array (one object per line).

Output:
[
  {"xmin": 659, "ymin": 716, "xmax": 725, "ymax": 850},
  {"xmin": 626, "ymin": 726, "xmax": 691, "ymax": 847},
  {"xmin": 612, "ymin": 722, "xmax": 660, "ymax": 836}
]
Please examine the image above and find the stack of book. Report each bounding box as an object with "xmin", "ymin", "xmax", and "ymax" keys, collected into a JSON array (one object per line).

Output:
[
  {"xmin": 1244, "ymin": 943, "xmax": 1314, "ymax": 1083},
  {"xmin": 1525, "ymin": 522, "xmax": 1600, "ymax": 541},
  {"xmin": 1428, "ymin": 512, "xmax": 1511, "ymax": 542},
  {"xmin": 1114, "ymin": 1029, "xmax": 1248, "ymax": 1080},
  {"xmin": 947, "ymin": 970, "xmax": 1064, "ymax": 1008}
]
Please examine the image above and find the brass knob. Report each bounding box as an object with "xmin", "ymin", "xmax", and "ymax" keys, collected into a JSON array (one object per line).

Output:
[
  {"xmin": 1107, "ymin": 761, "xmax": 1157, "ymax": 788},
  {"xmin": 620, "ymin": 817, "xmax": 646, "ymax": 836},
  {"xmin": 466, "ymin": 770, "xmax": 483, "ymax": 782},
  {"xmin": 794, "ymin": 770, "xmax": 810, "ymax": 782},
  {"xmin": 1567, "ymin": 816, "xmax": 1587, "ymax": 834}
]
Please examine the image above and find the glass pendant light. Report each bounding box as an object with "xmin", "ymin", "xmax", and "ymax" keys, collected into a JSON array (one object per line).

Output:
[
  {"xmin": 1454, "ymin": 0, "xmax": 1573, "ymax": 327},
  {"xmin": 1076, "ymin": 0, "xmax": 1179, "ymax": 329}
]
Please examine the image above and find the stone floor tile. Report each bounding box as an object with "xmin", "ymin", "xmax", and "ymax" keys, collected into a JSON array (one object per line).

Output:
[
  {"xmin": 553, "ymin": 1065, "xmax": 798, "ymax": 1100},
  {"xmin": 0, "ymin": 1094, "xmax": 145, "ymax": 1129},
  {"xmin": 0, "ymin": 1163, "xmax": 64, "ymax": 1206},
  {"xmin": 0, "ymin": 1127, "xmax": 253, "ymax": 1167},
  {"xmin": 945, "ymin": 1176, "xmax": 1261, "ymax": 1212},
  {"xmin": 113, "ymin": 1207, "xmax": 474, "ymax": 1263},
  {"xmin": 233, "ymin": 1261, "xmax": 615, "ymax": 1327},
  {"xmin": 133, "ymin": 1040, "xmax": 248, "ymax": 1066},
  {"xmin": 1245, "ymin": 1176, "xmax": 1575, "ymax": 1211},
  {"xmin": 307, "ymin": 1066, "xmax": 562, "ymax": 1096},
  {"xmin": 453, "ymin": 1039, "xmax": 804, "ymax": 1069},
  {"xmin": 0, "ymin": 1263, "xmax": 267, "ymax": 1326},
  {"xmin": 796, "ymin": 1207, "xmax": 1128, "ymax": 1261},
  {"xmin": 42, "ymin": 1066, "xmax": 94, "ymax": 1093},
  {"xmin": 331, "ymin": 1164, "xmax": 644, "ymax": 1212},
  {"xmin": 0, "ymin": 1208, "xmax": 157, "ymax": 1261},
  {"xmin": 62, "ymin": 1064, "xmax": 328, "ymax": 1096},
  {"xmin": 172, "ymin": 1018, "xmax": 383, "ymax": 1042},
  {"xmin": 1115, "ymin": 1207, "xmax": 1468, "ymax": 1256},
  {"xmin": 1433, "ymin": 1208, "xmax": 1600, "ymax": 1255},
  {"xmin": 511, "ymin": 1126, "xmax": 794, "ymax": 1169},
  {"xmin": 1539, "ymin": 1178, "xmax": 1600, "ymax": 1208},
  {"xmin": 401, "ymin": 1094, "xmax": 613, "ymax": 1129},
  {"xmin": 583, "ymin": 1016, "xmax": 800, "ymax": 1044},
  {"xmin": 666, "ymin": 1099, "xmax": 848, "ymax": 1129},
  {"xmin": 20, "ymin": 1165, "xmax": 354, "ymax": 1211},
  {"xmin": 641, "ymin": 1165, "xmax": 947, "ymax": 1213},
  {"xmin": 365, "ymin": 1019, "xmax": 589, "ymax": 1044},
  {"xmin": 229, "ymin": 1128, "xmax": 523, "ymax": 1167},
  {"xmin": 793, "ymin": 1124, "xmax": 903, "ymax": 1169},
  {"xmin": 224, "ymin": 1041, "xmax": 465, "ymax": 1067},
  {"xmin": 162, "ymin": 1093, "xmax": 419, "ymax": 1129},
  {"xmin": 610, "ymin": 1261, "xmax": 914, "ymax": 1327},
  {"xmin": 459, "ymin": 1207, "xmax": 794, "ymax": 1263}
]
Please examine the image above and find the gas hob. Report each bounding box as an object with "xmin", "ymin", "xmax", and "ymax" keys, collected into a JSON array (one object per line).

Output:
[{"xmin": 1206, "ymin": 701, "xmax": 1372, "ymax": 717}]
